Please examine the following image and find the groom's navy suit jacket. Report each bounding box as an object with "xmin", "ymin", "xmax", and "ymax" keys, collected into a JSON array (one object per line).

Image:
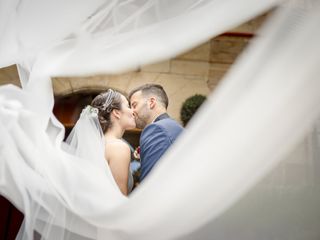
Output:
[{"xmin": 139, "ymin": 113, "xmax": 183, "ymax": 182}]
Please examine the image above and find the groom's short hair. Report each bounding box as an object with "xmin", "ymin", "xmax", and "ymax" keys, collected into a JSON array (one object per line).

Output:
[{"xmin": 129, "ymin": 84, "xmax": 169, "ymax": 109}]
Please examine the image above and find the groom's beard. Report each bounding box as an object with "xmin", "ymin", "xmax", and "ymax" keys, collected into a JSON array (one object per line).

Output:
[
  {"xmin": 134, "ymin": 102, "xmax": 150, "ymax": 129},
  {"xmin": 134, "ymin": 115, "xmax": 148, "ymax": 129}
]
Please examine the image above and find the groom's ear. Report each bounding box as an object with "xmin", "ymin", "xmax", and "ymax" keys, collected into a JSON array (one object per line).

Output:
[
  {"xmin": 149, "ymin": 97, "xmax": 156, "ymax": 109},
  {"xmin": 111, "ymin": 109, "xmax": 121, "ymax": 119}
]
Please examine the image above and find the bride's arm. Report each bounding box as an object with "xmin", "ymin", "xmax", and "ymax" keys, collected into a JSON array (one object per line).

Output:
[{"xmin": 106, "ymin": 142, "xmax": 131, "ymax": 196}]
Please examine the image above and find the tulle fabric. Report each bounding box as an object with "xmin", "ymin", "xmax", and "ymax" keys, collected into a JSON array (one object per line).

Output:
[{"xmin": 1, "ymin": 0, "xmax": 320, "ymax": 239}]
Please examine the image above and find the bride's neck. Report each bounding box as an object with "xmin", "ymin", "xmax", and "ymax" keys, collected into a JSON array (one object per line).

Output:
[{"xmin": 104, "ymin": 124, "xmax": 124, "ymax": 140}]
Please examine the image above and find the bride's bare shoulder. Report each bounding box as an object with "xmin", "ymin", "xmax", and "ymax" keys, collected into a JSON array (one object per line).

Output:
[
  {"xmin": 105, "ymin": 139, "xmax": 131, "ymax": 164},
  {"xmin": 105, "ymin": 139, "xmax": 130, "ymax": 152}
]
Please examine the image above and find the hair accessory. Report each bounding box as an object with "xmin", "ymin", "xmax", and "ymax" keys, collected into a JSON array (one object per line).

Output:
[
  {"xmin": 80, "ymin": 105, "xmax": 99, "ymax": 118},
  {"xmin": 101, "ymin": 89, "xmax": 117, "ymax": 111}
]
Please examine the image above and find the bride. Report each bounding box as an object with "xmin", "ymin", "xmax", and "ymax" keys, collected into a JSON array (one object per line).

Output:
[{"xmin": 68, "ymin": 89, "xmax": 136, "ymax": 196}]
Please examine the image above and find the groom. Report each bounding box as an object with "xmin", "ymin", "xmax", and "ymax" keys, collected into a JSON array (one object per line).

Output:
[{"xmin": 129, "ymin": 84, "xmax": 183, "ymax": 182}]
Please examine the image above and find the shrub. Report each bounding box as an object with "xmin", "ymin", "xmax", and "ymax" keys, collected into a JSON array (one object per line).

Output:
[{"xmin": 180, "ymin": 94, "xmax": 206, "ymax": 127}]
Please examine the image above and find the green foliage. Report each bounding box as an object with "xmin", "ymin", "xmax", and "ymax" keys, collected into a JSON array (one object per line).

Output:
[{"xmin": 180, "ymin": 94, "xmax": 206, "ymax": 127}]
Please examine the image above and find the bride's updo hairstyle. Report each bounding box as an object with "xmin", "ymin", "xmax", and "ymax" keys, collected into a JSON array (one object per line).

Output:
[{"xmin": 91, "ymin": 89, "xmax": 122, "ymax": 133}]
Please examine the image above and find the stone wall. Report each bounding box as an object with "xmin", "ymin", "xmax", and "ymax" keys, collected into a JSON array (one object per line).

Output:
[
  {"xmin": 0, "ymin": 65, "xmax": 20, "ymax": 87},
  {"xmin": 0, "ymin": 13, "xmax": 268, "ymax": 123},
  {"xmin": 52, "ymin": 33, "xmax": 251, "ymax": 122}
]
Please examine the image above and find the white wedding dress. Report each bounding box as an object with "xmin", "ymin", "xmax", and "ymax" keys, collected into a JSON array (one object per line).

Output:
[{"xmin": 1, "ymin": 0, "xmax": 320, "ymax": 239}]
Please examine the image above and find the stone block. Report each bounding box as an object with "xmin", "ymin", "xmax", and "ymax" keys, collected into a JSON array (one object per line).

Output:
[
  {"xmin": 210, "ymin": 36, "xmax": 249, "ymax": 64},
  {"xmin": 170, "ymin": 60, "xmax": 209, "ymax": 77},
  {"xmin": 126, "ymin": 72, "xmax": 160, "ymax": 93},
  {"xmin": 207, "ymin": 63, "xmax": 230, "ymax": 90},
  {"xmin": 176, "ymin": 42, "xmax": 211, "ymax": 61},
  {"xmin": 69, "ymin": 76, "xmax": 110, "ymax": 94},
  {"xmin": 230, "ymin": 13, "xmax": 268, "ymax": 34},
  {"xmin": 52, "ymin": 77, "xmax": 72, "ymax": 96},
  {"xmin": 105, "ymin": 73, "xmax": 133, "ymax": 94},
  {"xmin": 141, "ymin": 60, "xmax": 170, "ymax": 73},
  {"xmin": 0, "ymin": 65, "xmax": 21, "ymax": 87}
]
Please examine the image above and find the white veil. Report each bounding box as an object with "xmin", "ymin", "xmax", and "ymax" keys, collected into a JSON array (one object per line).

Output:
[
  {"xmin": 0, "ymin": 87, "xmax": 127, "ymax": 239},
  {"xmin": 64, "ymin": 106, "xmax": 104, "ymax": 162},
  {"xmin": 1, "ymin": 0, "xmax": 320, "ymax": 239}
]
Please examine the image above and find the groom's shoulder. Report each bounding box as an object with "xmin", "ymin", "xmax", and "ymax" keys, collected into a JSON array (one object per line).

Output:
[
  {"xmin": 156, "ymin": 117, "xmax": 183, "ymax": 130},
  {"xmin": 142, "ymin": 118, "xmax": 183, "ymax": 137}
]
